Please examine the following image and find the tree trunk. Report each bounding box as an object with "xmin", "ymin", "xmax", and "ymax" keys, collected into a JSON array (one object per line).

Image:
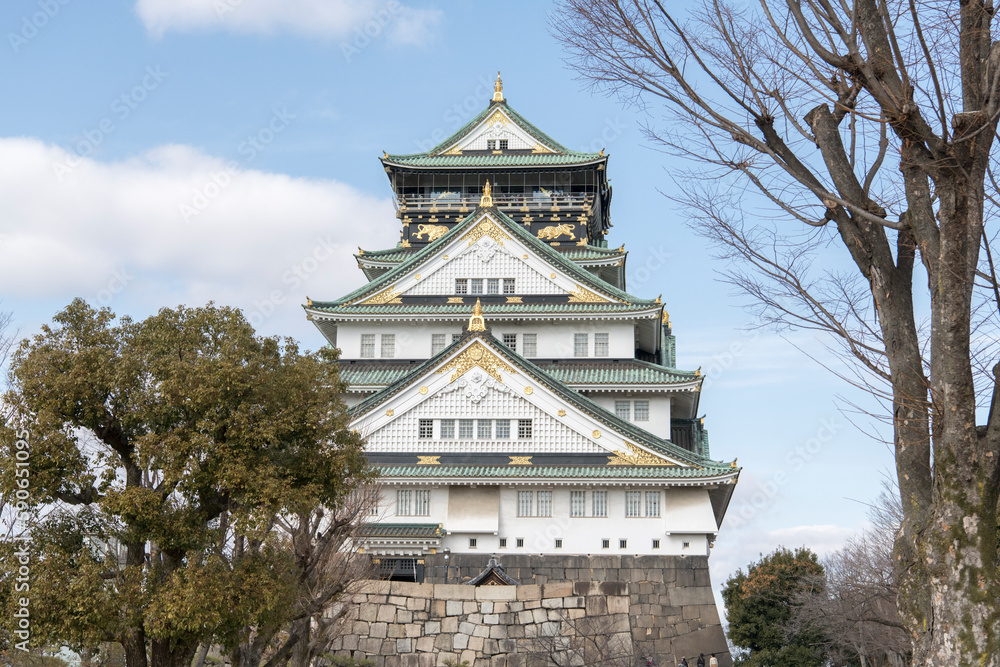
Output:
[
  {"xmin": 192, "ymin": 644, "xmax": 210, "ymax": 667},
  {"xmin": 123, "ymin": 630, "xmax": 148, "ymax": 667}
]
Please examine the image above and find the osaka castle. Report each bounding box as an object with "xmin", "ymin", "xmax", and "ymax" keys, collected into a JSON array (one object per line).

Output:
[{"xmin": 303, "ymin": 75, "xmax": 740, "ymax": 582}]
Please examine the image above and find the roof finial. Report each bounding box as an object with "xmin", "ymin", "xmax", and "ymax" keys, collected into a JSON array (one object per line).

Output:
[
  {"xmin": 480, "ymin": 180, "xmax": 494, "ymax": 207},
  {"xmin": 493, "ymin": 71, "xmax": 504, "ymax": 102},
  {"xmin": 468, "ymin": 298, "xmax": 486, "ymax": 332}
]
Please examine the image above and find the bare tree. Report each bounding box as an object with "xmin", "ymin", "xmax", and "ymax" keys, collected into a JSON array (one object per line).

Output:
[
  {"xmin": 525, "ymin": 610, "xmax": 635, "ymax": 667},
  {"xmin": 552, "ymin": 1, "xmax": 1000, "ymax": 663}
]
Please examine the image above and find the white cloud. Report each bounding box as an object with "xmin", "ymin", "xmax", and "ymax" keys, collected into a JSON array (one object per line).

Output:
[
  {"xmin": 0, "ymin": 137, "xmax": 397, "ymax": 340},
  {"xmin": 134, "ymin": 0, "xmax": 443, "ymax": 46}
]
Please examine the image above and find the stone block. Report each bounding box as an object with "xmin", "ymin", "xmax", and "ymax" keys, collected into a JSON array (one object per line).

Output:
[
  {"xmin": 424, "ymin": 620, "xmax": 441, "ymax": 635},
  {"xmin": 517, "ymin": 610, "xmax": 533, "ymax": 624},
  {"xmin": 442, "ymin": 616, "xmax": 459, "ymax": 633},
  {"xmin": 489, "ymin": 625, "xmax": 508, "ymax": 639},
  {"xmin": 599, "ymin": 581, "xmax": 628, "ymax": 596},
  {"xmin": 566, "ymin": 608, "xmax": 586, "ymax": 619},
  {"xmin": 540, "ymin": 621, "xmax": 560, "ymax": 637},
  {"xmin": 607, "ymin": 595, "xmax": 630, "ymax": 614},
  {"xmin": 446, "ymin": 600, "xmax": 465, "ymax": 616},
  {"xmin": 459, "ymin": 621, "xmax": 476, "ymax": 635},
  {"xmin": 359, "ymin": 604, "xmax": 378, "ymax": 622},
  {"xmin": 415, "ymin": 635, "xmax": 435, "ymax": 652},
  {"xmin": 508, "ymin": 624, "xmax": 525, "ymax": 638},
  {"xmin": 431, "ymin": 599, "xmax": 446, "ymax": 618},
  {"xmin": 343, "ymin": 635, "xmax": 359, "ymax": 651},
  {"xmin": 376, "ymin": 605, "xmax": 396, "ymax": 623},
  {"xmin": 462, "ymin": 600, "xmax": 478, "ymax": 614},
  {"xmin": 435, "ymin": 583, "xmax": 476, "ymax": 600},
  {"xmin": 531, "ymin": 608, "xmax": 547, "ymax": 623},
  {"xmin": 541, "ymin": 597, "xmax": 563, "ymax": 609},
  {"xmin": 585, "ymin": 596, "xmax": 607, "ymax": 615},
  {"xmin": 573, "ymin": 581, "xmax": 597, "ymax": 596},
  {"xmin": 405, "ymin": 623, "xmax": 421, "ymax": 638},
  {"xmin": 468, "ymin": 635, "xmax": 485, "ymax": 651},
  {"xmin": 479, "ymin": 601, "xmax": 494, "ymax": 614},
  {"xmin": 508, "ymin": 601, "xmax": 523, "ymax": 612},
  {"xmin": 417, "ymin": 656, "xmax": 436, "ymax": 667},
  {"xmin": 434, "ymin": 633, "xmax": 452, "ymax": 651},
  {"xmin": 387, "ymin": 624, "xmax": 404, "ymax": 638},
  {"xmin": 360, "ymin": 637, "xmax": 382, "ymax": 654},
  {"xmin": 384, "ymin": 656, "xmax": 401, "ymax": 667},
  {"xmin": 543, "ymin": 582, "xmax": 573, "ymax": 598},
  {"xmin": 484, "ymin": 638, "xmax": 500, "ymax": 655},
  {"xmin": 476, "ymin": 585, "xmax": 517, "ymax": 601},
  {"xmin": 461, "ymin": 649, "xmax": 477, "ymax": 666},
  {"xmin": 390, "ymin": 580, "xmax": 426, "ymax": 597},
  {"xmin": 563, "ymin": 596, "xmax": 584, "ymax": 608},
  {"xmin": 370, "ymin": 622, "xmax": 388, "ymax": 638},
  {"xmin": 454, "ymin": 633, "xmax": 470, "ymax": 650},
  {"xmin": 483, "ymin": 613, "xmax": 500, "ymax": 624},
  {"xmin": 523, "ymin": 599, "xmax": 541, "ymax": 609},
  {"xmin": 388, "ymin": 595, "xmax": 407, "ymax": 606},
  {"xmin": 406, "ymin": 596, "xmax": 427, "ymax": 611},
  {"xmin": 669, "ymin": 587, "xmax": 715, "ymax": 606},
  {"xmin": 402, "ymin": 656, "xmax": 420, "ymax": 667},
  {"xmin": 395, "ymin": 638, "xmax": 412, "ymax": 653},
  {"xmin": 352, "ymin": 621, "xmax": 370, "ymax": 635},
  {"xmin": 515, "ymin": 584, "xmax": 541, "ymax": 600},
  {"xmin": 350, "ymin": 580, "xmax": 391, "ymax": 595}
]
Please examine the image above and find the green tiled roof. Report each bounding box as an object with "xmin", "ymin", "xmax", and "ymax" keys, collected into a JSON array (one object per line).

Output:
[
  {"xmin": 340, "ymin": 360, "xmax": 699, "ymax": 387},
  {"xmin": 358, "ymin": 523, "xmax": 442, "ymax": 539},
  {"xmin": 385, "ymin": 153, "xmax": 605, "ymax": 168},
  {"xmin": 312, "ymin": 302, "xmax": 658, "ymax": 316},
  {"xmin": 357, "ymin": 247, "xmax": 416, "ymax": 262},
  {"xmin": 376, "ymin": 465, "xmax": 734, "ymax": 479},
  {"xmin": 308, "ymin": 207, "xmax": 656, "ymax": 311},
  {"xmin": 357, "ymin": 244, "xmax": 623, "ymax": 265}
]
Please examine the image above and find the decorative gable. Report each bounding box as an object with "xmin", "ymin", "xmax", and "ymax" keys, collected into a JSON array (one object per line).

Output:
[{"xmin": 436, "ymin": 106, "xmax": 559, "ymax": 156}]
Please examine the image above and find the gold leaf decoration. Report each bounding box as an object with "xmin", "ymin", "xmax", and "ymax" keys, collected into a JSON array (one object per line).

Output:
[
  {"xmin": 607, "ymin": 442, "xmax": 674, "ymax": 467},
  {"xmin": 558, "ymin": 409, "xmax": 566, "ymax": 417},
  {"xmin": 524, "ymin": 387, "xmax": 533, "ymax": 395},
  {"xmin": 506, "ymin": 296, "xmax": 523, "ymax": 303},
  {"xmin": 435, "ymin": 340, "xmax": 517, "ymax": 383},
  {"xmin": 509, "ymin": 456, "xmax": 533, "ymax": 466},
  {"xmin": 385, "ymin": 409, "xmax": 394, "ymax": 417},
  {"xmin": 360, "ymin": 286, "xmax": 402, "ymax": 305},
  {"xmin": 417, "ymin": 455, "xmax": 441, "ymax": 465},
  {"xmin": 568, "ymin": 284, "xmax": 611, "ymax": 303},
  {"xmin": 592, "ymin": 430, "xmax": 601, "ymax": 439},
  {"xmin": 419, "ymin": 386, "xmax": 428, "ymax": 395},
  {"xmin": 462, "ymin": 216, "xmax": 510, "ymax": 246}
]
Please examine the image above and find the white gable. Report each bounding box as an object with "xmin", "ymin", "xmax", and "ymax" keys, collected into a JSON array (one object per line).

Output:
[
  {"xmin": 351, "ymin": 338, "xmax": 689, "ymax": 466},
  {"xmin": 437, "ymin": 107, "xmax": 558, "ymax": 155}
]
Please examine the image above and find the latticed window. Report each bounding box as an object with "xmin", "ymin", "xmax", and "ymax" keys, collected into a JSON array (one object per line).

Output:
[
  {"xmin": 615, "ymin": 400, "xmax": 631, "ymax": 421},
  {"xmin": 499, "ymin": 538, "xmax": 507, "ymax": 548},
  {"xmin": 555, "ymin": 539, "xmax": 562, "ymax": 548},
  {"xmin": 625, "ymin": 492, "xmax": 642, "ymax": 517},
  {"xmin": 477, "ymin": 419, "xmax": 492, "ymax": 439},
  {"xmin": 414, "ymin": 490, "xmax": 430, "ymax": 516},
  {"xmin": 380, "ymin": 334, "xmax": 395, "ymax": 358},
  {"xmin": 503, "ymin": 279, "xmax": 516, "ymax": 294},
  {"xmin": 502, "ymin": 333, "xmax": 517, "ymax": 351},
  {"xmin": 469, "ymin": 538, "xmax": 477, "ymax": 548},
  {"xmin": 517, "ymin": 419, "xmax": 532, "ymax": 439},
  {"xmin": 487, "ymin": 278, "xmax": 500, "ymax": 294},
  {"xmin": 455, "ymin": 279, "xmax": 468, "ymax": 294},
  {"xmin": 619, "ymin": 539, "xmax": 628, "ymax": 549},
  {"xmin": 459, "ymin": 419, "xmax": 474, "ymax": 439},
  {"xmin": 487, "ymin": 139, "xmax": 497, "ymax": 150},
  {"xmin": 645, "ymin": 492, "xmax": 660, "ymax": 517},
  {"xmin": 516, "ymin": 538, "xmax": 524, "ymax": 548},
  {"xmin": 360, "ymin": 334, "xmax": 375, "ymax": 358},
  {"xmin": 418, "ymin": 419, "xmax": 433, "ymax": 439},
  {"xmin": 652, "ymin": 539, "xmax": 661, "ymax": 549},
  {"xmin": 537, "ymin": 491, "xmax": 552, "ymax": 517},
  {"xmin": 431, "ymin": 333, "xmax": 447, "ymax": 355},
  {"xmin": 570, "ymin": 490, "xmax": 585, "ymax": 517},
  {"xmin": 471, "ymin": 278, "xmax": 483, "ymax": 294},
  {"xmin": 522, "ymin": 333, "xmax": 537, "ymax": 357},
  {"xmin": 602, "ymin": 538, "xmax": 610, "ymax": 549},
  {"xmin": 517, "ymin": 491, "xmax": 533, "ymax": 517},
  {"xmin": 574, "ymin": 333, "xmax": 588, "ymax": 357},
  {"xmin": 495, "ymin": 419, "xmax": 510, "ymax": 439},
  {"xmin": 440, "ymin": 419, "xmax": 455, "ymax": 439},
  {"xmin": 634, "ymin": 400, "xmax": 650, "ymax": 421},
  {"xmin": 499, "ymin": 139, "xmax": 509, "ymax": 150},
  {"xmin": 593, "ymin": 490, "xmax": 607, "ymax": 517},
  {"xmin": 595, "ymin": 333, "xmax": 609, "ymax": 357},
  {"xmin": 397, "ymin": 490, "xmax": 412, "ymax": 516}
]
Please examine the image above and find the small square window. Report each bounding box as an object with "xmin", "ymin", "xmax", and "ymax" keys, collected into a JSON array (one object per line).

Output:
[
  {"xmin": 360, "ymin": 334, "xmax": 375, "ymax": 358},
  {"xmin": 380, "ymin": 334, "xmax": 395, "ymax": 359},
  {"xmin": 487, "ymin": 139, "xmax": 497, "ymax": 150},
  {"xmin": 522, "ymin": 333, "xmax": 537, "ymax": 357},
  {"xmin": 602, "ymin": 539, "xmax": 610, "ymax": 549},
  {"xmin": 516, "ymin": 538, "xmax": 524, "ymax": 548},
  {"xmin": 517, "ymin": 419, "xmax": 532, "ymax": 439},
  {"xmin": 502, "ymin": 333, "xmax": 517, "ymax": 351},
  {"xmin": 503, "ymin": 278, "xmax": 516, "ymax": 294},
  {"xmin": 487, "ymin": 278, "xmax": 500, "ymax": 294},
  {"xmin": 477, "ymin": 419, "xmax": 492, "ymax": 439},
  {"xmin": 652, "ymin": 539, "xmax": 660, "ymax": 549},
  {"xmin": 499, "ymin": 139, "xmax": 509, "ymax": 150},
  {"xmin": 595, "ymin": 333, "xmax": 609, "ymax": 357},
  {"xmin": 469, "ymin": 538, "xmax": 477, "ymax": 549},
  {"xmin": 440, "ymin": 419, "xmax": 455, "ymax": 439},
  {"xmin": 418, "ymin": 419, "xmax": 433, "ymax": 439},
  {"xmin": 458, "ymin": 419, "xmax": 474, "ymax": 439},
  {"xmin": 634, "ymin": 400, "xmax": 649, "ymax": 421},
  {"xmin": 555, "ymin": 538, "xmax": 563, "ymax": 549},
  {"xmin": 683, "ymin": 542, "xmax": 690, "ymax": 549},
  {"xmin": 499, "ymin": 538, "xmax": 507, "ymax": 548},
  {"xmin": 574, "ymin": 333, "xmax": 588, "ymax": 357},
  {"xmin": 455, "ymin": 279, "xmax": 468, "ymax": 294},
  {"xmin": 431, "ymin": 333, "xmax": 447, "ymax": 355},
  {"xmin": 615, "ymin": 400, "xmax": 631, "ymax": 421},
  {"xmin": 619, "ymin": 539, "xmax": 628, "ymax": 549},
  {"xmin": 495, "ymin": 419, "xmax": 510, "ymax": 439},
  {"xmin": 471, "ymin": 278, "xmax": 483, "ymax": 294}
]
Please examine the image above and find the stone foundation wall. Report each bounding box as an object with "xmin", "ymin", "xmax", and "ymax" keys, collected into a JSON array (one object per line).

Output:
[{"xmin": 331, "ymin": 555, "xmax": 731, "ymax": 667}]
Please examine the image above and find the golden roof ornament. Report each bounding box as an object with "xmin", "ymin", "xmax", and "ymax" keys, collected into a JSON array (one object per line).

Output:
[
  {"xmin": 493, "ymin": 71, "xmax": 504, "ymax": 102},
  {"xmin": 468, "ymin": 298, "xmax": 487, "ymax": 332},
  {"xmin": 480, "ymin": 180, "xmax": 494, "ymax": 207}
]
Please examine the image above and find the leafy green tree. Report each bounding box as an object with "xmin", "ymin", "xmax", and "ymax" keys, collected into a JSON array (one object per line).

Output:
[
  {"xmin": 0, "ymin": 300, "xmax": 369, "ymax": 667},
  {"xmin": 722, "ymin": 547, "xmax": 826, "ymax": 667}
]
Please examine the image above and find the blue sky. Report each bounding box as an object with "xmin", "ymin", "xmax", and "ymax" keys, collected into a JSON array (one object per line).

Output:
[{"xmin": 1, "ymin": 0, "xmax": 895, "ymax": 602}]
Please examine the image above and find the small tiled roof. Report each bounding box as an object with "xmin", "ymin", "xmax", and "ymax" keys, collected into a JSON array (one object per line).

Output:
[
  {"xmin": 356, "ymin": 244, "xmax": 623, "ymax": 265},
  {"xmin": 376, "ymin": 465, "xmax": 734, "ymax": 479},
  {"xmin": 312, "ymin": 302, "xmax": 658, "ymax": 317},
  {"xmin": 357, "ymin": 523, "xmax": 442, "ymax": 539}
]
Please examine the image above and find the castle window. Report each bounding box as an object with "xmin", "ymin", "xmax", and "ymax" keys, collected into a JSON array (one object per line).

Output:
[
  {"xmin": 652, "ymin": 539, "xmax": 661, "ymax": 549},
  {"xmin": 602, "ymin": 538, "xmax": 610, "ymax": 549},
  {"xmin": 458, "ymin": 419, "xmax": 474, "ymax": 439},
  {"xmin": 517, "ymin": 491, "xmax": 533, "ymax": 517},
  {"xmin": 625, "ymin": 491, "xmax": 642, "ymax": 517},
  {"xmin": 487, "ymin": 139, "xmax": 496, "ymax": 150},
  {"xmin": 499, "ymin": 538, "xmax": 507, "ymax": 548},
  {"xmin": 414, "ymin": 490, "xmax": 430, "ymax": 515},
  {"xmin": 595, "ymin": 333, "xmax": 609, "ymax": 357},
  {"xmin": 477, "ymin": 419, "xmax": 492, "ymax": 439},
  {"xmin": 592, "ymin": 491, "xmax": 608, "ymax": 517},
  {"xmin": 495, "ymin": 419, "xmax": 510, "ymax": 439},
  {"xmin": 469, "ymin": 538, "xmax": 477, "ymax": 549},
  {"xmin": 503, "ymin": 278, "xmax": 516, "ymax": 294},
  {"xmin": 502, "ymin": 333, "xmax": 517, "ymax": 351},
  {"xmin": 440, "ymin": 419, "xmax": 455, "ymax": 439},
  {"xmin": 615, "ymin": 401, "xmax": 631, "ymax": 421},
  {"xmin": 488, "ymin": 278, "xmax": 500, "ymax": 294},
  {"xmin": 360, "ymin": 334, "xmax": 375, "ymax": 358},
  {"xmin": 634, "ymin": 400, "xmax": 650, "ymax": 421},
  {"xmin": 522, "ymin": 333, "xmax": 537, "ymax": 357},
  {"xmin": 645, "ymin": 492, "xmax": 660, "ymax": 517},
  {"xmin": 431, "ymin": 333, "xmax": 447, "ymax": 355},
  {"xmin": 397, "ymin": 490, "xmax": 411, "ymax": 515},
  {"xmin": 683, "ymin": 541, "xmax": 690, "ymax": 549},
  {"xmin": 418, "ymin": 419, "xmax": 433, "ymax": 439},
  {"xmin": 499, "ymin": 139, "xmax": 509, "ymax": 150},
  {"xmin": 380, "ymin": 334, "xmax": 395, "ymax": 358},
  {"xmin": 455, "ymin": 279, "xmax": 468, "ymax": 294},
  {"xmin": 574, "ymin": 333, "xmax": 588, "ymax": 357},
  {"xmin": 517, "ymin": 419, "xmax": 533, "ymax": 439},
  {"xmin": 452, "ymin": 333, "xmax": 462, "ymax": 343},
  {"xmin": 619, "ymin": 539, "xmax": 628, "ymax": 549},
  {"xmin": 555, "ymin": 538, "xmax": 563, "ymax": 549},
  {"xmin": 537, "ymin": 491, "xmax": 552, "ymax": 517},
  {"xmin": 516, "ymin": 538, "xmax": 524, "ymax": 548},
  {"xmin": 471, "ymin": 278, "xmax": 483, "ymax": 294},
  {"xmin": 570, "ymin": 491, "xmax": 585, "ymax": 517}
]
